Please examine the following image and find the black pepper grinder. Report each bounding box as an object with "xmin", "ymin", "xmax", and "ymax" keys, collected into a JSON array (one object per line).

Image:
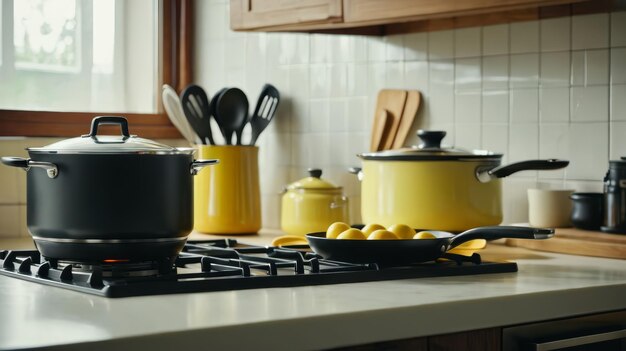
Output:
[{"xmin": 602, "ymin": 158, "xmax": 626, "ymax": 234}]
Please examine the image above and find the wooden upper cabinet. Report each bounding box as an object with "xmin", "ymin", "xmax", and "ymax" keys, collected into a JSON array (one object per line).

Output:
[
  {"xmin": 229, "ymin": 0, "xmax": 612, "ymax": 34},
  {"xmin": 230, "ymin": 0, "xmax": 343, "ymax": 31},
  {"xmin": 343, "ymin": 0, "xmax": 584, "ymax": 24}
]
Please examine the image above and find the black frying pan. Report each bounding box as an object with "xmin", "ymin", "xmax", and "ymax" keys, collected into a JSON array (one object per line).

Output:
[{"xmin": 306, "ymin": 226, "xmax": 554, "ymax": 265}]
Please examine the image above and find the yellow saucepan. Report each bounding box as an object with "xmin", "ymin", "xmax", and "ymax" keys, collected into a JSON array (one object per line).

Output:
[{"xmin": 353, "ymin": 130, "xmax": 569, "ymax": 232}]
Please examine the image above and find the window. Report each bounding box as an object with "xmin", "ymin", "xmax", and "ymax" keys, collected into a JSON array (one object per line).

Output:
[{"xmin": 0, "ymin": 0, "xmax": 193, "ymax": 138}]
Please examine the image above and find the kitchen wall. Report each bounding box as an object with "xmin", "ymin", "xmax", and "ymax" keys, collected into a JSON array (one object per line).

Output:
[
  {"xmin": 1, "ymin": 2, "xmax": 624, "ymax": 236},
  {"xmin": 194, "ymin": 1, "xmax": 625, "ymax": 230}
]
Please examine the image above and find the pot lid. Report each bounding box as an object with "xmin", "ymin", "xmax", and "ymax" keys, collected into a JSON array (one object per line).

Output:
[
  {"xmin": 287, "ymin": 168, "xmax": 341, "ymax": 191},
  {"xmin": 28, "ymin": 116, "xmax": 192, "ymax": 154},
  {"xmin": 358, "ymin": 130, "xmax": 502, "ymax": 161}
]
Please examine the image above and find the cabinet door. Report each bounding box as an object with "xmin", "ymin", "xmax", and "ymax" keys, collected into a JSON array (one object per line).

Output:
[
  {"xmin": 230, "ymin": 0, "xmax": 343, "ymax": 30},
  {"xmin": 344, "ymin": 0, "xmax": 581, "ymax": 23}
]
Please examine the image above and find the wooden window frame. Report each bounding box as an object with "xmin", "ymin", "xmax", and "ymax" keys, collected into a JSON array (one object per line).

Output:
[{"xmin": 0, "ymin": 0, "xmax": 193, "ymax": 139}]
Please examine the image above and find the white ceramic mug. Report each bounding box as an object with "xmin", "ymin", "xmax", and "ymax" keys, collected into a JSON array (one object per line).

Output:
[{"xmin": 527, "ymin": 189, "xmax": 574, "ymax": 228}]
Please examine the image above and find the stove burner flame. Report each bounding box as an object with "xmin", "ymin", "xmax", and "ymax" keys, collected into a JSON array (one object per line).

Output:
[{"xmin": 102, "ymin": 259, "xmax": 130, "ymax": 263}]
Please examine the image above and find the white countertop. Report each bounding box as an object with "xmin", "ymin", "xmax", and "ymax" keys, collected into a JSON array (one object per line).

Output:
[{"xmin": 1, "ymin": 232, "xmax": 625, "ymax": 351}]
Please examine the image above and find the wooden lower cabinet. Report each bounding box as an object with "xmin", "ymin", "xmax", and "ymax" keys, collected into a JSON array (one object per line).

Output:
[{"xmin": 332, "ymin": 327, "xmax": 500, "ymax": 351}]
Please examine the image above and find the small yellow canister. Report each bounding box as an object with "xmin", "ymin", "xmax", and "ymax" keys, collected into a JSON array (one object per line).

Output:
[{"xmin": 194, "ymin": 145, "xmax": 261, "ymax": 234}]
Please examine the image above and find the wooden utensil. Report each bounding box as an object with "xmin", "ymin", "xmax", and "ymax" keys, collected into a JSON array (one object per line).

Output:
[
  {"xmin": 506, "ymin": 227, "xmax": 626, "ymax": 259},
  {"xmin": 370, "ymin": 109, "xmax": 390, "ymax": 152},
  {"xmin": 392, "ymin": 90, "xmax": 421, "ymax": 149},
  {"xmin": 375, "ymin": 89, "xmax": 407, "ymax": 150}
]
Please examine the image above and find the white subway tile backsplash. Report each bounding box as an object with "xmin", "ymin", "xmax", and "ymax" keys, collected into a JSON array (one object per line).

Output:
[
  {"xmin": 540, "ymin": 52, "xmax": 570, "ymax": 87},
  {"xmin": 404, "ymin": 32, "xmax": 428, "ymax": 61},
  {"xmin": 610, "ymin": 122, "xmax": 626, "ymax": 160},
  {"xmin": 510, "ymin": 54, "xmax": 539, "ymax": 88},
  {"xmin": 454, "ymin": 27, "xmax": 481, "ymax": 58},
  {"xmin": 309, "ymin": 100, "xmax": 330, "ymax": 132},
  {"xmin": 483, "ymin": 91, "xmax": 509, "ymax": 123},
  {"xmin": 568, "ymin": 122, "xmax": 609, "ymax": 180},
  {"xmin": 481, "ymin": 124, "xmax": 508, "ymax": 156},
  {"xmin": 611, "ymin": 12, "xmax": 626, "ymax": 47},
  {"xmin": 482, "ymin": 24, "xmax": 509, "ymax": 56},
  {"xmin": 428, "ymin": 30, "xmax": 454, "ymax": 59},
  {"xmin": 571, "ymin": 51, "xmax": 585, "ymax": 86},
  {"xmin": 347, "ymin": 97, "xmax": 368, "ymax": 133},
  {"xmin": 330, "ymin": 64, "xmax": 348, "ymax": 97},
  {"xmin": 585, "ymin": 49, "xmax": 610, "ymax": 85},
  {"xmin": 540, "ymin": 87, "xmax": 570, "ymax": 122},
  {"xmin": 540, "ymin": 17, "xmax": 571, "ymax": 52},
  {"xmin": 482, "ymin": 55, "xmax": 509, "ymax": 90},
  {"xmin": 309, "ymin": 64, "xmax": 330, "ymax": 98},
  {"xmin": 429, "ymin": 59, "xmax": 454, "ymax": 87},
  {"xmin": 509, "ymin": 123, "xmax": 539, "ymax": 162},
  {"xmin": 429, "ymin": 86, "xmax": 455, "ymax": 125},
  {"xmin": 612, "ymin": 84, "xmax": 626, "ymax": 121},
  {"xmin": 367, "ymin": 37, "xmax": 387, "ymax": 62},
  {"xmin": 347, "ymin": 63, "xmax": 367, "ymax": 97},
  {"xmin": 404, "ymin": 61, "xmax": 429, "ymax": 92},
  {"xmin": 310, "ymin": 34, "xmax": 329, "ymax": 63},
  {"xmin": 385, "ymin": 61, "xmax": 405, "ymax": 88},
  {"xmin": 539, "ymin": 123, "xmax": 569, "ymax": 179},
  {"xmin": 454, "ymin": 123, "xmax": 481, "ymax": 150},
  {"xmin": 455, "ymin": 58, "xmax": 481, "ymax": 91},
  {"xmin": 329, "ymin": 99, "xmax": 347, "ymax": 132},
  {"xmin": 330, "ymin": 36, "xmax": 351, "ymax": 63},
  {"xmin": 571, "ymin": 85, "xmax": 609, "ymax": 122},
  {"xmin": 386, "ymin": 35, "xmax": 405, "ymax": 61},
  {"xmin": 510, "ymin": 89, "xmax": 539, "ymax": 123},
  {"xmin": 455, "ymin": 91, "xmax": 481, "ymax": 123},
  {"xmin": 611, "ymin": 48, "xmax": 626, "ymax": 84},
  {"xmin": 572, "ymin": 14, "xmax": 609, "ymax": 50},
  {"xmin": 510, "ymin": 21, "xmax": 539, "ymax": 54},
  {"xmin": 352, "ymin": 36, "xmax": 368, "ymax": 63}
]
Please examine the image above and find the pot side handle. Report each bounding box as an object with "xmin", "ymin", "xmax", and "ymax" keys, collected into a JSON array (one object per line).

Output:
[
  {"xmin": 1, "ymin": 157, "xmax": 58, "ymax": 179},
  {"xmin": 477, "ymin": 159, "xmax": 569, "ymax": 183},
  {"xmin": 448, "ymin": 226, "xmax": 554, "ymax": 249},
  {"xmin": 190, "ymin": 159, "xmax": 219, "ymax": 175},
  {"xmin": 348, "ymin": 167, "xmax": 363, "ymax": 181}
]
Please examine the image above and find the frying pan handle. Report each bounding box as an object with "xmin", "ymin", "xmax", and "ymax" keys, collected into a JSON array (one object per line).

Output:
[
  {"xmin": 448, "ymin": 226, "xmax": 554, "ymax": 249},
  {"xmin": 476, "ymin": 159, "xmax": 569, "ymax": 183}
]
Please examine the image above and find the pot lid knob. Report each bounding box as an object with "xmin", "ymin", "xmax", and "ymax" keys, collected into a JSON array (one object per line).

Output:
[
  {"xmin": 417, "ymin": 130, "xmax": 446, "ymax": 149},
  {"xmin": 308, "ymin": 168, "xmax": 322, "ymax": 178}
]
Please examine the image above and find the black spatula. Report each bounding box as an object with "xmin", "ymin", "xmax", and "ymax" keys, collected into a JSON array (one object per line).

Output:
[{"xmin": 249, "ymin": 84, "xmax": 280, "ymax": 145}]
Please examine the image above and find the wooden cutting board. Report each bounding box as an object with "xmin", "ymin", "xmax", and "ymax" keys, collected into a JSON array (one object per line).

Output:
[
  {"xmin": 375, "ymin": 89, "xmax": 407, "ymax": 150},
  {"xmin": 370, "ymin": 109, "xmax": 391, "ymax": 152},
  {"xmin": 506, "ymin": 227, "xmax": 626, "ymax": 259},
  {"xmin": 392, "ymin": 90, "xmax": 421, "ymax": 149}
]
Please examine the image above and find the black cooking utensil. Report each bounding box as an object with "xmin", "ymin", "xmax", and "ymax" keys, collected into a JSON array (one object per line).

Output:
[
  {"xmin": 181, "ymin": 85, "xmax": 215, "ymax": 145},
  {"xmin": 214, "ymin": 88, "xmax": 249, "ymax": 145},
  {"xmin": 306, "ymin": 226, "xmax": 554, "ymax": 265},
  {"xmin": 249, "ymin": 84, "xmax": 280, "ymax": 145},
  {"xmin": 209, "ymin": 88, "xmax": 227, "ymax": 143}
]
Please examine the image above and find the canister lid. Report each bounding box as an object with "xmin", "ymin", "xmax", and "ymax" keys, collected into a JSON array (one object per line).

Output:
[
  {"xmin": 28, "ymin": 116, "xmax": 193, "ymax": 155},
  {"xmin": 358, "ymin": 130, "xmax": 502, "ymax": 161},
  {"xmin": 286, "ymin": 168, "xmax": 342, "ymax": 191}
]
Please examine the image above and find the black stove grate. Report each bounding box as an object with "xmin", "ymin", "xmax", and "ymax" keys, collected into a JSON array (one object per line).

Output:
[{"xmin": 0, "ymin": 239, "xmax": 517, "ymax": 298}]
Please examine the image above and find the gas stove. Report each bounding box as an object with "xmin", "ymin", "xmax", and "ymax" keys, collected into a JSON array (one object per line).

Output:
[{"xmin": 0, "ymin": 239, "xmax": 517, "ymax": 298}]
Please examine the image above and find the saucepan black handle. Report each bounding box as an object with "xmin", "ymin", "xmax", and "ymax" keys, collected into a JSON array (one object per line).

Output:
[
  {"xmin": 448, "ymin": 226, "xmax": 554, "ymax": 249},
  {"xmin": 477, "ymin": 159, "xmax": 569, "ymax": 182}
]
